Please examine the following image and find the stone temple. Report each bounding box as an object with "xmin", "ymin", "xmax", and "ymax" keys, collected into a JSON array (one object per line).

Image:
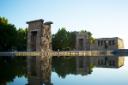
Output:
[
  {"xmin": 26, "ymin": 19, "xmax": 124, "ymax": 85},
  {"xmin": 75, "ymin": 32, "xmax": 124, "ymax": 68},
  {"xmin": 75, "ymin": 32, "xmax": 124, "ymax": 50},
  {"xmin": 27, "ymin": 19, "xmax": 52, "ymax": 85}
]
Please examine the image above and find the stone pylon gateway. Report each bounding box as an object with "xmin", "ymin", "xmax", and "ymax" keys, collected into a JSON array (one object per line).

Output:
[
  {"xmin": 27, "ymin": 19, "xmax": 53, "ymax": 85},
  {"xmin": 27, "ymin": 19, "xmax": 53, "ymax": 54}
]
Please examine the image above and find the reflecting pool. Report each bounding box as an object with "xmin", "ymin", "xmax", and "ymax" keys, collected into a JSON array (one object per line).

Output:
[{"xmin": 0, "ymin": 56, "xmax": 128, "ymax": 85}]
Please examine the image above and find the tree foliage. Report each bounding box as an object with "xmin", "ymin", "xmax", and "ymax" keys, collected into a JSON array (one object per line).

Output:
[
  {"xmin": 0, "ymin": 17, "xmax": 17, "ymax": 51},
  {"xmin": 0, "ymin": 17, "xmax": 27, "ymax": 51},
  {"xmin": 0, "ymin": 17, "xmax": 8, "ymax": 24},
  {"xmin": 52, "ymin": 28, "xmax": 70, "ymax": 51},
  {"xmin": 52, "ymin": 28, "xmax": 95, "ymax": 51},
  {"xmin": 16, "ymin": 28, "xmax": 27, "ymax": 51}
]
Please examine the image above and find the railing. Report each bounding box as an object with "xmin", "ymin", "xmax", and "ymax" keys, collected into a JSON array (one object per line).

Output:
[
  {"xmin": 52, "ymin": 50, "xmax": 113, "ymax": 56},
  {"xmin": 0, "ymin": 52, "xmax": 41, "ymax": 56},
  {"xmin": 0, "ymin": 50, "xmax": 115, "ymax": 57},
  {"xmin": 0, "ymin": 49, "xmax": 127, "ymax": 57}
]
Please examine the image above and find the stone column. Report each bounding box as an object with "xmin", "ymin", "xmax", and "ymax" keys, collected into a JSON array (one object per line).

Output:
[
  {"xmin": 41, "ymin": 21, "xmax": 53, "ymax": 58},
  {"xmin": 40, "ymin": 21, "xmax": 53, "ymax": 84},
  {"xmin": 26, "ymin": 19, "xmax": 53, "ymax": 85}
]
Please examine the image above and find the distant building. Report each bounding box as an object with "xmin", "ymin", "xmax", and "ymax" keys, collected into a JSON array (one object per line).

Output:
[
  {"xmin": 75, "ymin": 32, "xmax": 90, "ymax": 50},
  {"xmin": 75, "ymin": 32, "xmax": 124, "ymax": 68},
  {"xmin": 76, "ymin": 32, "xmax": 124, "ymax": 50},
  {"xmin": 91, "ymin": 37, "xmax": 124, "ymax": 50}
]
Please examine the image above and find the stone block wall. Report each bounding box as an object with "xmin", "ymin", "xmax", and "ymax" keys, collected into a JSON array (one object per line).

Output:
[{"xmin": 27, "ymin": 19, "xmax": 53, "ymax": 85}]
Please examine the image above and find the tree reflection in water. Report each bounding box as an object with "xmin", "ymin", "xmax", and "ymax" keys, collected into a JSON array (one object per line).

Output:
[
  {"xmin": 52, "ymin": 56, "xmax": 124, "ymax": 78},
  {"xmin": 52, "ymin": 56, "xmax": 93, "ymax": 78},
  {"xmin": 0, "ymin": 56, "xmax": 27, "ymax": 85}
]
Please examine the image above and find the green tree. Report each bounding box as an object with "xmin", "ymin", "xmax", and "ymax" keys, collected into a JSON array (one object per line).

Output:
[
  {"xmin": 68, "ymin": 31, "xmax": 77, "ymax": 50},
  {"xmin": 87, "ymin": 31, "xmax": 95, "ymax": 44},
  {"xmin": 0, "ymin": 17, "xmax": 17, "ymax": 51},
  {"xmin": 52, "ymin": 28, "xmax": 70, "ymax": 51},
  {"xmin": 16, "ymin": 28, "xmax": 27, "ymax": 51},
  {"xmin": 0, "ymin": 16, "xmax": 8, "ymax": 24},
  {"xmin": 0, "ymin": 17, "xmax": 27, "ymax": 51}
]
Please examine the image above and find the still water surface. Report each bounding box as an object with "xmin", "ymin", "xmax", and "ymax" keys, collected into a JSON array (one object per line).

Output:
[{"xmin": 0, "ymin": 56, "xmax": 128, "ymax": 85}]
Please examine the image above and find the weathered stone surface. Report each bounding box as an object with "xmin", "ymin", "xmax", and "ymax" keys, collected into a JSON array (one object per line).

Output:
[
  {"xmin": 27, "ymin": 19, "xmax": 53, "ymax": 85},
  {"xmin": 92, "ymin": 37, "xmax": 124, "ymax": 50},
  {"xmin": 76, "ymin": 32, "xmax": 90, "ymax": 50}
]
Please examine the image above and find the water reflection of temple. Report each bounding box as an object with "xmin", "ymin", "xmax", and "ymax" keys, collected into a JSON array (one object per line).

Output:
[
  {"xmin": 53, "ymin": 55, "xmax": 124, "ymax": 78},
  {"xmin": 27, "ymin": 56, "xmax": 52, "ymax": 85},
  {"xmin": 75, "ymin": 32, "xmax": 124, "ymax": 75},
  {"xmin": 95, "ymin": 56, "xmax": 124, "ymax": 68},
  {"xmin": 76, "ymin": 56, "xmax": 124, "ymax": 75},
  {"xmin": 76, "ymin": 57, "xmax": 92, "ymax": 75}
]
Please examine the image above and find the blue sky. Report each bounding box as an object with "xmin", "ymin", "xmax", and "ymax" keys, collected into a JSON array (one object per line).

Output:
[{"xmin": 0, "ymin": 0, "xmax": 128, "ymax": 48}]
